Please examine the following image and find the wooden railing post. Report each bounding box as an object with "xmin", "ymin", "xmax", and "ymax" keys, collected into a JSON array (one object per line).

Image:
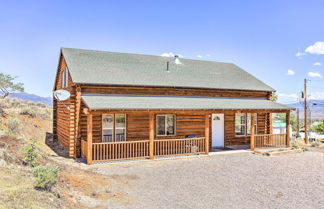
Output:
[
  {"xmin": 205, "ymin": 113, "xmax": 210, "ymax": 154},
  {"xmin": 250, "ymin": 113, "xmax": 255, "ymax": 151},
  {"xmin": 149, "ymin": 112, "xmax": 154, "ymax": 160},
  {"xmin": 86, "ymin": 112, "xmax": 93, "ymax": 165},
  {"xmin": 286, "ymin": 111, "xmax": 291, "ymax": 147}
]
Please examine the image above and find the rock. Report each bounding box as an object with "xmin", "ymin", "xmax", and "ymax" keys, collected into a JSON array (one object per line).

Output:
[
  {"xmin": 0, "ymin": 148, "xmax": 5, "ymax": 159},
  {"xmin": 0, "ymin": 159, "xmax": 7, "ymax": 167}
]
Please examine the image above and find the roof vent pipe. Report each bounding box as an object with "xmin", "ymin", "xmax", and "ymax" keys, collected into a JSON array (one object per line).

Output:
[
  {"xmin": 166, "ymin": 61, "xmax": 170, "ymax": 72},
  {"xmin": 174, "ymin": 55, "xmax": 181, "ymax": 65}
]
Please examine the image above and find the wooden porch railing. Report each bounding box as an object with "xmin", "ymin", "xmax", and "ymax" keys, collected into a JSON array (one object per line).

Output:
[
  {"xmin": 92, "ymin": 140, "xmax": 149, "ymax": 162},
  {"xmin": 154, "ymin": 137, "xmax": 205, "ymax": 156},
  {"xmin": 87, "ymin": 137, "xmax": 206, "ymax": 163},
  {"xmin": 254, "ymin": 133, "xmax": 287, "ymax": 149}
]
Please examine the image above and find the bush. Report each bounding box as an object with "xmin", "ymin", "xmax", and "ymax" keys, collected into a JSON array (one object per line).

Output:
[
  {"xmin": 20, "ymin": 139, "xmax": 42, "ymax": 167},
  {"xmin": 291, "ymin": 141, "xmax": 300, "ymax": 149},
  {"xmin": 311, "ymin": 141, "xmax": 321, "ymax": 147},
  {"xmin": 302, "ymin": 147, "xmax": 309, "ymax": 152},
  {"xmin": 20, "ymin": 107, "xmax": 36, "ymax": 118},
  {"xmin": 7, "ymin": 116, "xmax": 19, "ymax": 133},
  {"xmin": 32, "ymin": 165, "xmax": 58, "ymax": 190}
]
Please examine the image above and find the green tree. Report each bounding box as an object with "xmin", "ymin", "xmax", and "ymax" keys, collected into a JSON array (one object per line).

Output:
[
  {"xmin": 313, "ymin": 121, "xmax": 324, "ymax": 134},
  {"xmin": 0, "ymin": 73, "xmax": 24, "ymax": 98},
  {"xmin": 272, "ymin": 92, "xmax": 278, "ymax": 101},
  {"xmin": 275, "ymin": 113, "xmax": 297, "ymax": 131}
]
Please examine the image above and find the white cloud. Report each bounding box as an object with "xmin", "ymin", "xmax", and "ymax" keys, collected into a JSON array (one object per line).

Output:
[
  {"xmin": 313, "ymin": 62, "xmax": 321, "ymax": 66},
  {"xmin": 296, "ymin": 52, "xmax": 306, "ymax": 57},
  {"xmin": 161, "ymin": 52, "xmax": 183, "ymax": 58},
  {"xmin": 305, "ymin": 41, "xmax": 324, "ymax": 55},
  {"xmin": 196, "ymin": 55, "xmax": 203, "ymax": 58},
  {"xmin": 205, "ymin": 54, "xmax": 211, "ymax": 57},
  {"xmin": 308, "ymin": 72, "xmax": 322, "ymax": 78},
  {"xmin": 287, "ymin": 69, "xmax": 295, "ymax": 75},
  {"xmin": 277, "ymin": 93, "xmax": 299, "ymax": 103},
  {"xmin": 309, "ymin": 91, "xmax": 324, "ymax": 100}
]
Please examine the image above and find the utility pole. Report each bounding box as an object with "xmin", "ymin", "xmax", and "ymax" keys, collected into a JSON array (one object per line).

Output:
[
  {"xmin": 296, "ymin": 108, "xmax": 300, "ymax": 137},
  {"xmin": 304, "ymin": 78, "xmax": 309, "ymax": 144}
]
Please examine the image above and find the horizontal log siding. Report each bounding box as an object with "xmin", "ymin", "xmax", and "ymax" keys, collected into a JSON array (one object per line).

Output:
[
  {"xmin": 224, "ymin": 112, "xmax": 267, "ymax": 146},
  {"xmin": 53, "ymin": 56, "xmax": 75, "ymax": 156},
  {"xmin": 127, "ymin": 113, "xmax": 150, "ymax": 141},
  {"xmin": 81, "ymin": 85, "xmax": 270, "ymax": 99}
]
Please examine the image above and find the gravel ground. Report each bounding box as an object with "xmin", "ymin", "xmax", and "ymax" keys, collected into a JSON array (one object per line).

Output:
[{"xmin": 92, "ymin": 150, "xmax": 324, "ymax": 209}]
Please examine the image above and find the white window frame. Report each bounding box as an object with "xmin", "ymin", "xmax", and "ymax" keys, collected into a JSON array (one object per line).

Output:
[
  {"xmin": 102, "ymin": 114, "xmax": 126, "ymax": 142},
  {"xmin": 156, "ymin": 114, "xmax": 176, "ymax": 136},
  {"xmin": 61, "ymin": 69, "xmax": 65, "ymax": 89},
  {"xmin": 65, "ymin": 67, "xmax": 69, "ymax": 87},
  {"xmin": 235, "ymin": 113, "xmax": 257, "ymax": 136},
  {"xmin": 115, "ymin": 114, "xmax": 126, "ymax": 142}
]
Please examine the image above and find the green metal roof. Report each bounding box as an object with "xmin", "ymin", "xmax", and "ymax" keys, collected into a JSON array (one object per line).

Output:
[
  {"xmin": 81, "ymin": 95, "xmax": 292, "ymax": 110},
  {"xmin": 62, "ymin": 48, "xmax": 275, "ymax": 92}
]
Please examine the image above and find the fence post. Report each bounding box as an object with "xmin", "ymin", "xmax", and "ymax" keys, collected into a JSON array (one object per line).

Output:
[
  {"xmin": 286, "ymin": 111, "xmax": 291, "ymax": 147},
  {"xmin": 205, "ymin": 113, "xmax": 210, "ymax": 154},
  {"xmin": 86, "ymin": 112, "xmax": 93, "ymax": 165},
  {"xmin": 149, "ymin": 112, "xmax": 154, "ymax": 159},
  {"xmin": 250, "ymin": 113, "xmax": 255, "ymax": 151}
]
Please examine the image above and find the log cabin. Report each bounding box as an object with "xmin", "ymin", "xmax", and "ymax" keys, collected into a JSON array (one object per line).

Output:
[{"xmin": 53, "ymin": 48, "xmax": 293, "ymax": 164}]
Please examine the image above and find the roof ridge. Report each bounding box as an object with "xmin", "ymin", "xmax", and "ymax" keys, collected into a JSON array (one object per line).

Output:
[{"xmin": 61, "ymin": 47, "xmax": 233, "ymax": 65}]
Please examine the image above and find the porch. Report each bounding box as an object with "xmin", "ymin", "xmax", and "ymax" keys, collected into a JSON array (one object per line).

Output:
[
  {"xmin": 80, "ymin": 111, "xmax": 291, "ymax": 164},
  {"xmin": 81, "ymin": 133, "xmax": 289, "ymax": 164},
  {"xmin": 79, "ymin": 95, "xmax": 292, "ymax": 164}
]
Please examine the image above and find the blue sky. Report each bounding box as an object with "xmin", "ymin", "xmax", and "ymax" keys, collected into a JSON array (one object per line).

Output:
[{"xmin": 0, "ymin": 0, "xmax": 323, "ymax": 103}]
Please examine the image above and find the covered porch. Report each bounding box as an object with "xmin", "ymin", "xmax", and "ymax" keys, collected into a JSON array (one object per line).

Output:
[{"xmin": 79, "ymin": 95, "xmax": 292, "ymax": 164}]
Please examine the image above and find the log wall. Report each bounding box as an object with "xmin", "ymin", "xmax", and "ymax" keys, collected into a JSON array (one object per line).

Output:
[
  {"xmin": 80, "ymin": 85, "xmax": 271, "ymax": 99},
  {"xmin": 53, "ymin": 55, "xmax": 76, "ymax": 157}
]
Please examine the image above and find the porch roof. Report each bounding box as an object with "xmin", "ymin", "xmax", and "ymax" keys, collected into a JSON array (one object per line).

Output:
[{"xmin": 81, "ymin": 94, "xmax": 293, "ymax": 111}]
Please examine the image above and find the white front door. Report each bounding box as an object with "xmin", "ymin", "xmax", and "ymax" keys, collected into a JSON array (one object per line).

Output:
[{"xmin": 212, "ymin": 114, "xmax": 224, "ymax": 147}]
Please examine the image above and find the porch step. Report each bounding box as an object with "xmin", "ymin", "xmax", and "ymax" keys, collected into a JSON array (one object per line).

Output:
[{"xmin": 254, "ymin": 148, "xmax": 303, "ymax": 156}]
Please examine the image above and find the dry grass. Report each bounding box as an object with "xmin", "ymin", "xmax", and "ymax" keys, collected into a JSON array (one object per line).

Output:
[
  {"xmin": 0, "ymin": 166, "xmax": 60, "ymax": 209},
  {"xmin": 0, "ymin": 97, "xmax": 52, "ymax": 143}
]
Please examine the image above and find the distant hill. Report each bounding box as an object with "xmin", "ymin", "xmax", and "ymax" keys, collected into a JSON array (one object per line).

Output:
[
  {"xmin": 288, "ymin": 100, "xmax": 324, "ymax": 119},
  {"xmin": 7, "ymin": 92, "xmax": 52, "ymax": 106}
]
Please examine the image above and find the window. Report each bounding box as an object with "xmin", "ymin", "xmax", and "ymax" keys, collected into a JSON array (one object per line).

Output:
[
  {"xmin": 61, "ymin": 69, "xmax": 65, "ymax": 88},
  {"xmin": 102, "ymin": 114, "xmax": 126, "ymax": 142},
  {"xmin": 235, "ymin": 113, "xmax": 257, "ymax": 136},
  {"xmin": 156, "ymin": 114, "xmax": 176, "ymax": 136},
  {"xmin": 60, "ymin": 67, "xmax": 69, "ymax": 88},
  {"xmin": 65, "ymin": 67, "xmax": 69, "ymax": 87}
]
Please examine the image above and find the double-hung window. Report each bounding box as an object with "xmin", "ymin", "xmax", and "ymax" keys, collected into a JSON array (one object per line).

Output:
[
  {"xmin": 235, "ymin": 113, "xmax": 257, "ymax": 136},
  {"xmin": 156, "ymin": 114, "xmax": 176, "ymax": 136},
  {"xmin": 102, "ymin": 114, "xmax": 126, "ymax": 142},
  {"xmin": 60, "ymin": 67, "xmax": 69, "ymax": 88}
]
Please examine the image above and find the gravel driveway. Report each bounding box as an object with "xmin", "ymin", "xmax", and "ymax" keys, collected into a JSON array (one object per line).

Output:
[{"xmin": 92, "ymin": 150, "xmax": 324, "ymax": 209}]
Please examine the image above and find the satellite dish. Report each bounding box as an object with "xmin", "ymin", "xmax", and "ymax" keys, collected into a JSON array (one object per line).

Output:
[{"xmin": 53, "ymin": 89, "xmax": 70, "ymax": 101}]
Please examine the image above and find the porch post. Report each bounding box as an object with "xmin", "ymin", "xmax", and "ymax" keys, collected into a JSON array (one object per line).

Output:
[
  {"xmin": 250, "ymin": 113, "xmax": 255, "ymax": 151},
  {"xmin": 149, "ymin": 112, "xmax": 154, "ymax": 160},
  {"xmin": 286, "ymin": 111, "xmax": 291, "ymax": 147},
  {"xmin": 86, "ymin": 112, "xmax": 93, "ymax": 165},
  {"xmin": 205, "ymin": 113, "xmax": 210, "ymax": 154}
]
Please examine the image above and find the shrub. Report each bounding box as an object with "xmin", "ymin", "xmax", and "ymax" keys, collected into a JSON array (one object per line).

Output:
[
  {"xmin": 7, "ymin": 116, "xmax": 19, "ymax": 133},
  {"xmin": 20, "ymin": 107, "xmax": 36, "ymax": 118},
  {"xmin": 291, "ymin": 141, "xmax": 300, "ymax": 149},
  {"xmin": 302, "ymin": 147, "xmax": 309, "ymax": 152},
  {"xmin": 32, "ymin": 165, "xmax": 59, "ymax": 190},
  {"xmin": 311, "ymin": 141, "xmax": 321, "ymax": 147},
  {"xmin": 20, "ymin": 139, "xmax": 42, "ymax": 167}
]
